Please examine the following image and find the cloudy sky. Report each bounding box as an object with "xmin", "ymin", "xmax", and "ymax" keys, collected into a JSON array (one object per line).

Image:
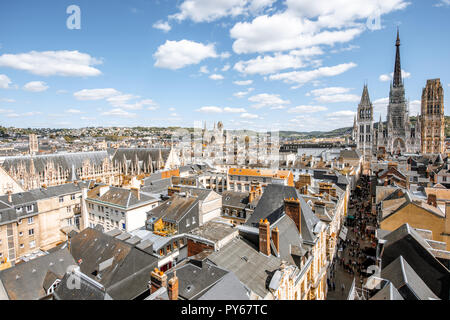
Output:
[{"xmin": 0, "ymin": 0, "xmax": 449, "ymax": 131}]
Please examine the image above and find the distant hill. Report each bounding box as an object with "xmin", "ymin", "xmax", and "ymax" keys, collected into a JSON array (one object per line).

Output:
[{"xmin": 280, "ymin": 116, "xmax": 450, "ymax": 139}]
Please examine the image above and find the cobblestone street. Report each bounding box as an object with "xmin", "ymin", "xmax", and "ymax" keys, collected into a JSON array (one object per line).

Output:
[{"xmin": 327, "ymin": 175, "xmax": 378, "ymax": 300}]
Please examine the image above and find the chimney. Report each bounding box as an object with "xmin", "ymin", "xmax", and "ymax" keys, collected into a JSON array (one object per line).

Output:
[
  {"xmin": 131, "ymin": 187, "xmax": 140, "ymax": 201},
  {"xmin": 284, "ymin": 198, "xmax": 301, "ymax": 234},
  {"xmin": 150, "ymin": 268, "xmax": 167, "ymax": 294},
  {"xmin": 271, "ymin": 227, "xmax": 280, "ymax": 255},
  {"xmin": 168, "ymin": 271, "xmax": 179, "ymax": 300},
  {"xmin": 7, "ymin": 190, "xmax": 12, "ymax": 203},
  {"xmin": 259, "ymin": 219, "xmax": 271, "ymax": 256},
  {"xmin": 427, "ymin": 193, "xmax": 437, "ymax": 207}
]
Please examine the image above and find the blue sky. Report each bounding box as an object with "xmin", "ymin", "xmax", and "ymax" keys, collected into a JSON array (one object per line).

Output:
[{"xmin": 0, "ymin": 0, "xmax": 449, "ymax": 132}]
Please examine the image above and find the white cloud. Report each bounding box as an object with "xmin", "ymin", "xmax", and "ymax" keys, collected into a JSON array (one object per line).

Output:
[
  {"xmin": 0, "ymin": 98, "xmax": 15, "ymax": 103},
  {"xmin": 234, "ymin": 53, "xmax": 305, "ymax": 75},
  {"xmin": 224, "ymin": 107, "xmax": 246, "ymax": 113},
  {"xmin": 309, "ymin": 87, "xmax": 360, "ymax": 103},
  {"xmin": 285, "ymin": 0, "xmax": 410, "ymax": 29},
  {"xmin": 433, "ymin": 0, "xmax": 450, "ymax": 7},
  {"xmin": 233, "ymin": 87, "xmax": 254, "ymax": 98},
  {"xmin": 199, "ymin": 65, "xmax": 210, "ymax": 74},
  {"xmin": 0, "ymin": 108, "xmax": 13, "ymax": 114},
  {"xmin": 269, "ymin": 62, "xmax": 357, "ymax": 88},
  {"xmin": 101, "ymin": 108, "xmax": 136, "ymax": 118},
  {"xmin": 154, "ymin": 40, "xmax": 220, "ymax": 70},
  {"xmin": 209, "ymin": 73, "xmax": 224, "ymax": 80},
  {"xmin": 221, "ymin": 64, "xmax": 231, "ymax": 72},
  {"xmin": 0, "ymin": 50, "xmax": 102, "ymax": 77},
  {"xmin": 379, "ymin": 69, "xmax": 411, "ymax": 82},
  {"xmin": 153, "ymin": 20, "xmax": 171, "ymax": 32},
  {"xmin": 230, "ymin": 13, "xmax": 364, "ymax": 54},
  {"xmin": 0, "ymin": 74, "xmax": 12, "ymax": 89},
  {"xmin": 248, "ymin": 93, "xmax": 290, "ymax": 109},
  {"xmin": 196, "ymin": 106, "xmax": 246, "ymax": 113},
  {"xmin": 169, "ymin": 0, "xmax": 275, "ymax": 23},
  {"xmin": 233, "ymin": 80, "xmax": 253, "ymax": 86},
  {"xmin": 288, "ymin": 105, "xmax": 328, "ymax": 113},
  {"xmin": 241, "ymin": 112, "xmax": 259, "ymax": 119},
  {"xmin": 74, "ymin": 88, "xmax": 121, "ymax": 100},
  {"xmin": 196, "ymin": 106, "xmax": 223, "ymax": 113},
  {"xmin": 327, "ymin": 110, "xmax": 356, "ymax": 117},
  {"xmin": 66, "ymin": 108, "xmax": 83, "ymax": 114},
  {"xmin": 409, "ymin": 100, "xmax": 421, "ymax": 115},
  {"xmin": 23, "ymin": 81, "xmax": 49, "ymax": 92},
  {"xmin": 6, "ymin": 111, "xmax": 42, "ymax": 118},
  {"xmin": 309, "ymin": 86, "xmax": 351, "ymax": 96}
]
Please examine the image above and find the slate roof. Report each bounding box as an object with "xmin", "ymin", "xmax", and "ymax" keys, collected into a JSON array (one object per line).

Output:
[
  {"xmin": 147, "ymin": 194, "xmax": 198, "ymax": 223},
  {"xmin": 381, "ymin": 224, "xmax": 450, "ymax": 300},
  {"xmin": 69, "ymin": 228, "xmax": 158, "ymax": 300},
  {"xmin": 0, "ymin": 247, "xmax": 76, "ymax": 300},
  {"xmin": 53, "ymin": 270, "xmax": 113, "ymax": 300},
  {"xmin": 272, "ymin": 214, "xmax": 306, "ymax": 264},
  {"xmin": 165, "ymin": 258, "xmax": 229, "ymax": 300},
  {"xmin": 87, "ymin": 186, "xmax": 158, "ymax": 209},
  {"xmin": 339, "ymin": 149, "xmax": 361, "ymax": 160},
  {"xmin": 198, "ymin": 271, "xmax": 250, "ymax": 300},
  {"xmin": 245, "ymin": 184, "xmax": 298, "ymax": 226},
  {"xmin": 1, "ymin": 151, "xmax": 109, "ymax": 175},
  {"xmin": 222, "ymin": 191, "xmax": 249, "ymax": 209},
  {"xmin": 207, "ymin": 237, "xmax": 282, "ymax": 299},
  {"xmin": 111, "ymin": 148, "xmax": 170, "ymax": 166},
  {"xmin": 369, "ymin": 282, "xmax": 404, "ymax": 300},
  {"xmin": 381, "ymin": 255, "xmax": 439, "ymax": 300}
]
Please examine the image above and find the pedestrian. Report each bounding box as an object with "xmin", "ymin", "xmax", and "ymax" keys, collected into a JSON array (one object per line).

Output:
[{"xmin": 341, "ymin": 283, "xmax": 345, "ymax": 293}]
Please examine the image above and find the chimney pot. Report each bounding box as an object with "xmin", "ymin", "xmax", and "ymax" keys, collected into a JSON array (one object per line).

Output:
[{"xmin": 259, "ymin": 219, "xmax": 271, "ymax": 256}]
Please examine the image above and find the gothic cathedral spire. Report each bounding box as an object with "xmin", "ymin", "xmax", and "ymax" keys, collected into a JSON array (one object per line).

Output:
[{"xmin": 393, "ymin": 27, "xmax": 402, "ymax": 88}]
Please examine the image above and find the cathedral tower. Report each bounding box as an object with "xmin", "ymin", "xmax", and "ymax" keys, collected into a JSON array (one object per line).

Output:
[
  {"xmin": 421, "ymin": 79, "xmax": 445, "ymax": 154},
  {"xmin": 355, "ymin": 84, "xmax": 374, "ymax": 159}
]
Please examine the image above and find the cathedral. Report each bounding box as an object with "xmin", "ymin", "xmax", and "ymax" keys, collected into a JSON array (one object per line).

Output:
[{"xmin": 354, "ymin": 29, "xmax": 421, "ymax": 155}]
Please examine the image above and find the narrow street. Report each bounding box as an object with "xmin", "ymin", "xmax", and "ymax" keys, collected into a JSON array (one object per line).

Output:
[{"xmin": 326, "ymin": 175, "xmax": 378, "ymax": 300}]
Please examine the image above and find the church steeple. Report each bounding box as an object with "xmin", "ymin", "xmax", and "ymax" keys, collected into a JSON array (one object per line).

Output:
[
  {"xmin": 393, "ymin": 28, "xmax": 402, "ymax": 88},
  {"xmin": 360, "ymin": 84, "xmax": 371, "ymax": 106}
]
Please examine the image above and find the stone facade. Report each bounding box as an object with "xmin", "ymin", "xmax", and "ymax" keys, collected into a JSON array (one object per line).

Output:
[{"xmin": 421, "ymin": 79, "xmax": 445, "ymax": 155}]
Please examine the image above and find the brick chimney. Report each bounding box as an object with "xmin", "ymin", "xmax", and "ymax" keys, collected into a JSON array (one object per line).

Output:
[
  {"xmin": 427, "ymin": 193, "xmax": 437, "ymax": 207},
  {"xmin": 7, "ymin": 190, "xmax": 12, "ymax": 203},
  {"xmin": 271, "ymin": 227, "xmax": 280, "ymax": 255},
  {"xmin": 284, "ymin": 198, "xmax": 301, "ymax": 234},
  {"xmin": 259, "ymin": 219, "xmax": 271, "ymax": 256},
  {"xmin": 150, "ymin": 268, "xmax": 167, "ymax": 294},
  {"xmin": 168, "ymin": 271, "xmax": 179, "ymax": 300}
]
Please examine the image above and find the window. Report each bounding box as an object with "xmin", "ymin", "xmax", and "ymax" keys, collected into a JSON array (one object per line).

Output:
[
  {"xmin": 29, "ymin": 240, "xmax": 36, "ymax": 248},
  {"xmin": 19, "ymin": 231, "xmax": 23, "ymax": 237},
  {"xmin": 67, "ymin": 206, "xmax": 72, "ymax": 213},
  {"xmin": 20, "ymin": 244, "xmax": 24, "ymax": 249},
  {"xmin": 29, "ymin": 229, "xmax": 34, "ymax": 236},
  {"xmin": 167, "ymin": 245, "xmax": 171, "ymax": 253},
  {"xmin": 16, "ymin": 207, "xmax": 22, "ymax": 213},
  {"xmin": 173, "ymin": 241, "xmax": 178, "ymax": 249},
  {"xmin": 0, "ymin": 253, "xmax": 2, "ymax": 258},
  {"xmin": 122, "ymin": 223, "xmax": 126, "ymax": 230},
  {"xmin": 59, "ymin": 196, "xmax": 64, "ymax": 203},
  {"xmin": 159, "ymin": 249, "xmax": 164, "ymax": 256},
  {"xmin": 192, "ymin": 216, "xmax": 196, "ymax": 225},
  {"xmin": 26, "ymin": 205, "xmax": 33, "ymax": 213},
  {"xmin": 71, "ymin": 194, "xmax": 76, "ymax": 200},
  {"xmin": 28, "ymin": 217, "xmax": 34, "ymax": 224}
]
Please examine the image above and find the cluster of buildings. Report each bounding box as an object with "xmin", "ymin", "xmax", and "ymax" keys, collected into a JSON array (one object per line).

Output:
[
  {"xmin": 0, "ymin": 30, "xmax": 448, "ymax": 301},
  {"xmin": 0, "ymin": 136, "xmax": 362, "ymax": 299}
]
